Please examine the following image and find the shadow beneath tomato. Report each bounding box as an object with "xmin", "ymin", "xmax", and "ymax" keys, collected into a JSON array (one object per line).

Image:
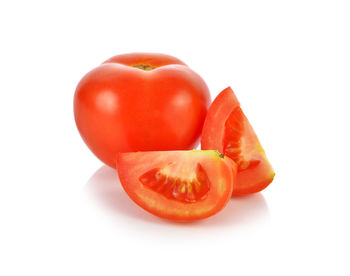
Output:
[
  {"xmin": 85, "ymin": 165, "xmax": 161, "ymax": 223},
  {"xmin": 197, "ymin": 193, "xmax": 270, "ymax": 228},
  {"xmin": 85, "ymin": 165, "xmax": 270, "ymax": 227}
]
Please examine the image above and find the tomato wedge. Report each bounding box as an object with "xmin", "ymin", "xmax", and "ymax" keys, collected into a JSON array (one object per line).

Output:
[
  {"xmin": 117, "ymin": 150, "xmax": 237, "ymax": 222},
  {"xmin": 201, "ymin": 87, "xmax": 275, "ymax": 195}
]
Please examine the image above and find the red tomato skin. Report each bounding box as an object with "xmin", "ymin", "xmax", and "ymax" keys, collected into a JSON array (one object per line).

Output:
[
  {"xmin": 103, "ymin": 52, "xmax": 187, "ymax": 67},
  {"xmin": 74, "ymin": 53, "xmax": 211, "ymax": 167}
]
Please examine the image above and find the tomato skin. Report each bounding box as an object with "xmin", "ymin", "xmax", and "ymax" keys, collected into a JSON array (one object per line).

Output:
[
  {"xmin": 201, "ymin": 87, "xmax": 275, "ymax": 195},
  {"xmin": 74, "ymin": 53, "xmax": 211, "ymax": 167},
  {"xmin": 117, "ymin": 150, "xmax": 237, "ymax": 222},
  {"xmin": 103, "ymin": 52, "xmax": 187, "ymax": 67}
]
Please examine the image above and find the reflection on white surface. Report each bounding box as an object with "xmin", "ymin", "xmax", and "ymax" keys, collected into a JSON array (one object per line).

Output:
[
  {"xmin": 85, "ymin": 165, "xmax": 270, "ymax": 227},
  {"xmin": 85, "ymin": 165, "xmax": 157, "ymax": 222}
]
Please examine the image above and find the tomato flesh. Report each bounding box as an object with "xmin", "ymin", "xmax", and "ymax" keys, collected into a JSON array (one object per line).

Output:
[
  {"xmin": 201, "ymin": 87, "xmax": 275, "ymax": 195},
  {"xmin": 139, "ymin": 163, "xmax": 210, "ymax": 203},
  {"xmin": 117, "ymin": 150, "xmax": 237, "ymax": 222},
  {"xmin": 224, "ymin": 106, "xmax": 261, "ymax": 171}
]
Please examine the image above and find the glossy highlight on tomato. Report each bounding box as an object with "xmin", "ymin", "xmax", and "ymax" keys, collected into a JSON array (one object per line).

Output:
[
  {"xmin": 74, "ymin": 53, "xmax": 211, "ymax": 167},
  {"xmin": 201, "ymin": 87, "xmax": 275, "ymax": 195},
  {"xmin": 117, "ymin": 150, "xmax": 237, "ymax": 222}
]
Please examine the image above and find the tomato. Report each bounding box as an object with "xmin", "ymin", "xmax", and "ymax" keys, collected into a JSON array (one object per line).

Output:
[
  {"xmin": 201, "ymin": 87, "xmax": 275, "ymax": 195},
  {"xmin": 74, "ymin": 53, "xmax": 211, "ymax": 167},
  {"xmin": 117, "ymin": 150, "xmax": 237, "ymax": 222}
]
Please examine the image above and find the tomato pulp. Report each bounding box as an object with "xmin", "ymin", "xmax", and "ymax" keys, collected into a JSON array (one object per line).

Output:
[
  {"xmin": 74, "ymin": 53, "xmax": 211, "ymax": 167},
  {"xmin": 117, "ymin": 150, "xmax": 237, "ymax": 222},
  {"xmin": 201, "ymin": 87, "xmax": 275, "ymax": 195}
]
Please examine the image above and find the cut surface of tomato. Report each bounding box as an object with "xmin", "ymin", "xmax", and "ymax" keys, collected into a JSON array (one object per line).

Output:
[
  {"xmin": 117, "ymin": 150, "xmax": 237, "ymax": 222},
  {"xmin": 201, "ymin": 87, "xmax": 275, "ymax": 195}
]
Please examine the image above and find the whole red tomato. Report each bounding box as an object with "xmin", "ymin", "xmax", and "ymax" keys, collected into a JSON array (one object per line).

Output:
[{"xmin": 74, "ymin": 53, "xmax": 211, "ymax": 167}]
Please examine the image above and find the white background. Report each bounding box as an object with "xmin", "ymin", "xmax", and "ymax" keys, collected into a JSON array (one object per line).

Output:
[{"xmin": 1, "ymin": 0, "xmax": 349, "ymax": 275}]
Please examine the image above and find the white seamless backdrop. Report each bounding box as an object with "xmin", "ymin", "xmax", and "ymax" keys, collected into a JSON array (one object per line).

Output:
[{"xmin": 0, "ymin": 1, "xmax": 349, "ymax": 275}]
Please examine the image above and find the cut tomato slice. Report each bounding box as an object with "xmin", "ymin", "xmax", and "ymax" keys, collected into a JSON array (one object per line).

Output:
[
  {"xmin": 201, "ymin": 87, "xmax": 275, "ymax": 195},
  {"xmin": 117, "ymin": 150, "xmax": 237, "ymax": 222}
]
